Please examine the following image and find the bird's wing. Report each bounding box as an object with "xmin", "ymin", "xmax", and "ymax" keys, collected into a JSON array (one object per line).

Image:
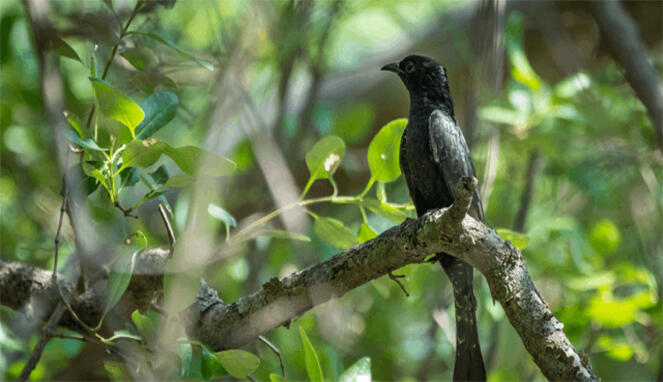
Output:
[
  {"xmin": 429, "ymin": 110, "xmax": 485, "ymax": 221},
  {"xmin": 399, "ymin": 129, "xmax": 423, "ymax": 215}
]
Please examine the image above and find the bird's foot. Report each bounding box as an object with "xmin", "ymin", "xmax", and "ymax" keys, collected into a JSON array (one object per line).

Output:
[{"xmin": 388, "ymin": 271, "xmax": 410, "ymax": 297}]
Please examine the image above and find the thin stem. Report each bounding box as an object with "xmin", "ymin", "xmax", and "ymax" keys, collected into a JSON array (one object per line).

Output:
[
  {"xmin": 258, "ymin": 335, "xmax": 286, "ymax": 378},
  {"xmin": 158, "ymin": 203, "xmax": 175, "ymax": 258},
  {"xmin": 230, "ymin": 195, "xmax": 357, "ymax": 243},
  {"xmin": 357, "ymin": 176, "xmax": 376, "ymax": 200},
  {"xmin": 85, "ymin": 0, "xmax": 142, "ymax": 130}
]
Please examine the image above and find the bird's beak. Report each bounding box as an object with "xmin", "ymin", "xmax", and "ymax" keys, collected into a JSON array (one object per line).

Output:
[{"xmin": 381, "ymin": 62, "xmax": 402, "ymax": 73}]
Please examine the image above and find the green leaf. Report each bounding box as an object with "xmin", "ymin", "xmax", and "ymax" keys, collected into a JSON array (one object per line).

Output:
[
  {"xmin": 120, "ymin": 167, "xmax": 140, "ymax": 187},
  {"xmin": 367, "ymin": 118, "xmax": 407, "ymax": 182},
  {"xmin": 132, "ymin": 32, "xmax": 214, "ymax": 70},
  {"xmin": 333, "ymin": 104, "xmax": 375, "ymax": 145},
  {"xmin": 495, "ymin": 228, "xmax": 529, "ymax": 250},
  {"xmin": 201, "ymin": 345, "xmax": 227, "ymax": 380},
  {"xmin": 305, "ymin": 135, "xmax": 346, "ymax": 181},
  {"xmin": 164, "ymin": 145, "xmax": 236, "ymax": 176},
  {"xmin": 215, "ymin": 350, "xmax": 260, "ymax": 379},
  {"xmin": 149, "ymin": 164, "xmax": 170, "ymax": 185},
  {"xmin": 90, "ymin": 77, "xmax": 145, "ymax": 133},
  {"xmin": 104, "ymin": 361, "xmax": 130, "ymax": 381},
  {"xmin": 339, "ymin": 357, "xmax": 371, "ymax": 382},
  {"xmin": 269, "ymin": 373, "xmax": 288, "ymax": 382},
  {"xmin": 162, "ymin": 173, "xmax": 193, "ymax": 188},
  {"xmin": 131, "ymin": 310, "xmax": 155, "ymax": 343},
  {"xmin": 120, "ymin": 47, "xmax": 158, "ymax": 70},
  {"xmin": 89, "ymin": 168, "xmax": 110, "ymax": 192},
  {"xmin": 299, "ymin": 327, "xmax": 324, "ymax": 382},
  {"xmin": 208, "ymin": 203, "xmax": 236, "ymax": 228},
  {"xmin": 357, "ymin": 223, "xmax": 377, "ymax": 243},
  {"xmin": 48, "ymin": 36, "xmax": 82, "ymax": 63},
  {"xmin": 243, "ymin": 229, "xmax": 310, "ymax": 242},
  {"xmin": 588, "ymin": 219, "xmax": 620, "ymax": 255},
  {"xmin": 478, "ymin": 106, "xmax": 525, "ymax": 125},
  {"xmin": 65, "ymin": 113, "xmax": 84, "ymax": 137},
  {"xmin": 121, "ymin": 139, "xmax": 168, "ymax": 170},
  {"xmin": 136, "ymin": 91, "xmax": 179, "ymax": 139},
  {"xmin": 596, "ymin": 336, "xmax": 633, "ymax": 361},
  {"xmin": 64, "ymin": 129, "xmax": 106, "ymax": 151},
  {"xmin": 105, "ymin": 248, "xmax": 140, "ymax": 313},
  {"xmin": 313, "ymin": 216, "xmax": 358, "ymax": 249},
  {"xmin": 505, "ymin": 13, "xmax": 542, "ymax": 91},
  {"xmin": 362, "ymin": 199, "xmax": 409, "ymax": 223}
]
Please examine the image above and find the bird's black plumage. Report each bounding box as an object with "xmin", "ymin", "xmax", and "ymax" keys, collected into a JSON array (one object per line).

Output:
[{"xmin": 383, "ymin": 55, "xmax": 486, "ymax": 381}]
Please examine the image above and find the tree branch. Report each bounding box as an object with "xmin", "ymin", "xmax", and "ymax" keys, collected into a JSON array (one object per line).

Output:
[{"xmin": 1, "ymin": 178, "xmax": 597, "ymax": 381}]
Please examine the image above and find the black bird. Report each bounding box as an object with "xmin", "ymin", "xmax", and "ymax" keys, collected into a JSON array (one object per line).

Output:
[{"xmin": 382, "ymin": 55, "xmax": 486, "ymax": 381}]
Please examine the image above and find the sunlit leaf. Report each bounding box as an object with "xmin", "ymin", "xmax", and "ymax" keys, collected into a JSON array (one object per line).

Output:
[
  {"xmin": 136, "ymin": 91, "xmax": 178, "ymax": 139},
  {"xmin": 299, "ymin": 327, "xmax": 324, "ymax": 382},
  {"xmin": 495, "ymin": 228, "xmax": 530, "ymax": 250},
  {"xmin": 588, "ymin": 219, "xmax": 620, "ymax": 255},
  {"xmin": 269, "ymin": 373, "xmax": 288, "ymax": 382},
  {"xmin": 106, "ymin": 330, "xmax": 141, "ymax": 342},
  {"xmin": 104, "ymin": 361, "xmax": 130, "ymax": 381},
  {"xmin": 596, "ymin": 336, "xmax": 633, "ymax": 361},
  {"xmin": 90, "ymin": 77, "xmax": 145, "ymax": 133},
  {"xmin": 367, "ymin": 118, "xmax": 407, "ymax": 182},
  {"xmin": 554, "ymin": 72, "xmax": 591, "ymax": 99},
  {"xmin": 478, "ymin": 106, "xmax": 524, "ymax": 125},
  {"xmin": 314, "ymin": 216, "xmax": 358, "ymax": 249},
  {"xmin": 339, "ymin": 357, "xmax": 371, "ymax": 382},
  {"xmin": 305, "ymin": 135, "xmax": 346, "ymax": 181},
  {"xmin": 216, "ymin": 350, "xmax": 260, "ymax": 379},
  {"xmin": 357, "ymin": 223, "xmax": 377, "ymax": 243},
  {"xmin": 201, "ymin": 345, "xmax": 227, "ymax": 380},
  {"xmin": 121, "ymin": 139, "xmax": 167, "ymax": 170},
  {"xmin": 363, "ymin": 199, "xmax": 408, "ymax": 223},
  {"xmin": 505, "ymin": 13, "xmax": 542, "ymax": 91}
]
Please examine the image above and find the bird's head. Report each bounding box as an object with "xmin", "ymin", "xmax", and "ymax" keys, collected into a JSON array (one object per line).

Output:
[{"xmin": 381, "ymin": 55, "xmax": 451, "ymax": 102}]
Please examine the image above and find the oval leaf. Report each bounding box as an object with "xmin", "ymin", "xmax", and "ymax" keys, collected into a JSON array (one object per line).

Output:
[
  {"xmin": 367, "ymin": 118, "xmax": 407, "ymax": 182},
  {"xmin": 105, "ymin": 249, "xmax": 140, "ymax": 313},
  {"xmin": 136, "ymin": 91, "xmax": 179, "ymax": 139},
  {"xmin": 362, "ymin": 199, "xmax": 409, "ymax": 223},
  {"xmin": 495, "ymin": 228, "xmax": 529, "ymax": 250},
  {"xmin": 339, "ymin": 357, "xmax": 371, "ymax": 382},
  {"xmin": 313, "ymin": 216, "xmax": 358, "ymax": 249},
  {"xmin": 64, "ymin": 129, "xmax": 106, "ymax": 151},
  {"xmin": 120, "ymin": 47, "xmax": 158, "ymax": 71},
  {"xmin": 121, "ymin": 139, "xmax": 167, "ymax": 170},
  {"xmin": 305, "ymin": 136, "xmax": 346, "ymax": 181},
  {"xmin": 162, "ymin": 173, "xmax": 193, "ymax": 188},
  {"xmin": 165, "ymin": 145, "xmax": 236, "ymax": 176},
  {"xmin": 300, "ymin": 327, "xmax": 324, "ymax": 382},
  {"xmin": 132, "ymin": 32, "xmax": 214, "ymax": 71},
  {"xmin": 90, "ymin": 77, "xmax": 144, "ymax": 133},
  {"xmin": 216, "ymin": 350, "xmax": 260, "ymax": 379},
  {"xmin": 201, "ymin": 345, "xmax": 227, "ymax": 380},
  {"xmin": 130, "ymin": 310, "xmax": 155, "ymax": 343}
]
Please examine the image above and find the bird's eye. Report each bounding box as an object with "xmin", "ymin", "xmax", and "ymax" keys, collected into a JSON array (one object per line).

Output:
[{"xmin": 404, "ymin": 62, "xmax": 415, "ymax": 73}]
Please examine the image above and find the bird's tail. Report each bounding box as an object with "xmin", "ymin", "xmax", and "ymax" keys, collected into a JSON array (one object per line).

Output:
[{"xmin": 440, "ymin": 254, "xmax": 486, "ymax": 382}]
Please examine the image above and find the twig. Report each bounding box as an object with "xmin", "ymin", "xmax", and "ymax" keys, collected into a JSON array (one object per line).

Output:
[
  {"xmin": 513, "ymin": 149, "xmax": 541, "ymax": 232},
  {"xmin": 18, "ymin": 303, "xmax": 67, "ymax": 381},
  {"xmin": 258, "ymin": 335, "xmax": 286, "ymax": 378},
  {"xmin": 158, "ymin": 203, "xmax": 175, "ymax": 258},
  {"xmin": 388, "ymin": 272, "xmax": 410, "ymax": 297}
]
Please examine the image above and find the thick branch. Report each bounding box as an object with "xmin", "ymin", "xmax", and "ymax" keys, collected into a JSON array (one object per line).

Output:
[
  {"xmin": 1, "ymin": 179, "xmax": 596, "ymax": 381},
  {"xmin": 592, "ymin": 0, "xmax": 663, "ymax": 151}
]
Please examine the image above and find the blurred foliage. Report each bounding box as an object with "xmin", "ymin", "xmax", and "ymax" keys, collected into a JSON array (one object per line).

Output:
[{"xmin": 1, "ymin": 0, "xmax": 662, "ymax": 381}]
